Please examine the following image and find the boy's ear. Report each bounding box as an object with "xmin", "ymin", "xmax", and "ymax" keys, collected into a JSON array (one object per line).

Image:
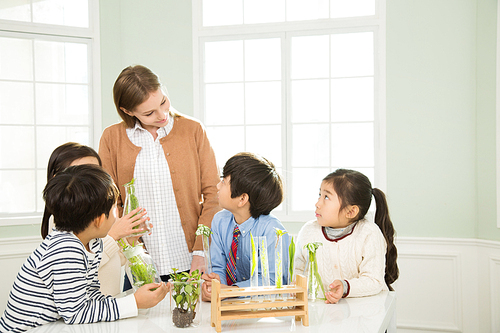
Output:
[
  {"xmin": 237, "ymin": 193, "xmax": 249, "ymax": 208},
  {"xmin": 345, "ymin": 205, "xmax": 359, "ymax": 219},
  {"xmin": 93, "ymin": 214, "xmax": 106, "ymax": 229}
]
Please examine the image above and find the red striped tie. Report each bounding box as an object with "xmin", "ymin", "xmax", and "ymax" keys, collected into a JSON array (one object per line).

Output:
[{"xmin": 226, "ymin": 225, "xmax": 240, "ymax": 286}]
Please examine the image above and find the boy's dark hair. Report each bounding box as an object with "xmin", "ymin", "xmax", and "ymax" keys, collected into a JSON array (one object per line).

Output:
[
  {"xmin": 43, "ymin": 164, "xmax": 119, "ymax": 235},
  {"xmin": 223, "ymin": 152, "xmax": 283, "ymax": 219},
  {"xmin": 41, "ymin": 142, "xmax": 102, "ymax": 238},
  {"xmin": 323, "ymin": 169, "xmax": 399, "ymax": 291}
]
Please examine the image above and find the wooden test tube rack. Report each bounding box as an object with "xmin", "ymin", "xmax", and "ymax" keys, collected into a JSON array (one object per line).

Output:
[{"xmin": 210, "ymin": 274, "xmax": 309, "ymax": 332}]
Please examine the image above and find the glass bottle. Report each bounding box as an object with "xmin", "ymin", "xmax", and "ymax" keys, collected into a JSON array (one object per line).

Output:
[
  {"xmin": 123, "ymin": 178, "xmax": 150, "ymax": 234},
  {"xmin": 304, "ymin": 242, "xmax": 325, "ymax": 300},
  {"xmin": 123, "ymin": 244, "xmax": 161, "ymax": 290}
]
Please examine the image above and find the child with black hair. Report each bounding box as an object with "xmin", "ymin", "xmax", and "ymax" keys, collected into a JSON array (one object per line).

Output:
[
  {"xmin": 294, "ymin": 169, "xmax": 399, "ymax": 304},
  {"xmin": 41, "ymin": 142, "xmax": 150, "ymax": 296},
  {"xmin": 201, "ymin": 152, "xmax": 289, "ymax": 301},
  {"xmin": 0, "ymin": 165, "xmax": 168, "ymax": 333}
]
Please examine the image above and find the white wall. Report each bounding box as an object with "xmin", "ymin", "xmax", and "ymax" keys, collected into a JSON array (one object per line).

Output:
[{"xmin": 395, "ymin": 238, "xmax": 500, "ymax": 333}]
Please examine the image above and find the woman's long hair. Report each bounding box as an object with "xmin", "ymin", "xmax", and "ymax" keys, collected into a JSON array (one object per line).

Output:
[{"xmin": 323, "ymin": 169, "xmax": 399, "ymax": 290}]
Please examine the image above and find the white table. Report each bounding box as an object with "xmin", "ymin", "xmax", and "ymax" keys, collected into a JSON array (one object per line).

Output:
[{"xmin": 29, "ymin": 291, "xmax": 396, "ymax": 333}]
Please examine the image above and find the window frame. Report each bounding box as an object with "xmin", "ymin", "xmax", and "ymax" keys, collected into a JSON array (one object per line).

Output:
[
  {"xmin": 0, "ymin": 0, "xmax": 101, "ymax": 227},
  {"xmin": 497, "ymin": 0, "xmax": 500, "ymax": 228},
  {"xmin": 192, "ymin": 0, "xmax": 386, "ymax": 223}
]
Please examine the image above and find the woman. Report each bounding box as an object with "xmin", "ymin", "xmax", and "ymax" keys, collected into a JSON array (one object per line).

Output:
[{"xmin": 99, "ymin": 65, "xmax": 220, "ymax": 281}]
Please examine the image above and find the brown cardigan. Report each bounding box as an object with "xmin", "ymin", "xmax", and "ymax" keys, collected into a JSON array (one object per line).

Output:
[{"xmin": 98, "ymin": 114, "xmax": 221, "ymax": 252}]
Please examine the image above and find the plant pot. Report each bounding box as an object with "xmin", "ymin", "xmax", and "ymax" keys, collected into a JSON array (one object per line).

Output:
[{"xmin": 169, "ymin": 279, "xmax": 202, "ymax": 328}]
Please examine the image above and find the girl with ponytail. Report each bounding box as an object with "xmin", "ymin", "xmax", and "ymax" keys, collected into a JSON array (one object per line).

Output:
[{"xmin": 294, "ymin": 169, "xmax": 398, "ymax": 304}]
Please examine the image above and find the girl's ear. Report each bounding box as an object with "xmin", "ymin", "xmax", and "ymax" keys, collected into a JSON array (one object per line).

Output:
[
  {"xmin": 237, "ymin": 193, "xmax": 249, "ymax": 208},
  {"xmin": 120, "ymin": 107, "xmax": 134, "ymax": 117},
  {"xmin": 345, "ymin": 205, "xmax": 360, "ymax": 219}
]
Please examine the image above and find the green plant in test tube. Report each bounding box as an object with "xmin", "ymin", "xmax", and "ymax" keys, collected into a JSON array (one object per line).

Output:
[
  {"xmin": 274, "ymin": 228, "xmax": 287, "ymax": 288},
  {"xmin": 304, "ymin": 242, "xmax": 325, "ymax": 300},
  {"xmin": 288, "ymin": 236, "xmax": 295, "ymax": 285},
  {"xmin": 195, "ymin": 225, "xmax": 212, "ymax": 273},
  {"xmin": 250, "ymin": 231, "xmax": 258, "ymax": 288},
  {"xmin": 259, "ymin": 237, "xmax": 270, "ymax": 286}
]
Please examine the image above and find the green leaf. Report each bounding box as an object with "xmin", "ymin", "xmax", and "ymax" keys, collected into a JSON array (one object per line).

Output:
[
  {"xmin": 274, "ymin": 228, "xmax": 287, "ymax": 238},
  {"xmin": 185, "ymin": 285, "xmax": 193, "ymax": 293},
  {"xmin": 195, "ymin": 224, "xmax": 212, "ymax": 237},
  {"xmin": 305, "ymin": 242, "xmax": 322, "ymax": 254}
]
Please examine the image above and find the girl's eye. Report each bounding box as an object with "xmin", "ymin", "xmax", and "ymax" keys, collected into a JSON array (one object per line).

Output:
[
  {"xmin": 161, "ymin": 98, "xmax": 166, "ymax": 106},
  {"xmin": 324, "ymin": 195, "xmax": 329, "ymax": 200},
  {"xmin": 146, "ymin": 111, "xmax": 154, "ymax": 116}
]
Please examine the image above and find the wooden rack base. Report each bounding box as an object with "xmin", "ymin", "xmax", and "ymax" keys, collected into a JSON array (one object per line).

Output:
[{"xmin": 211, "ymin": 274, "xmax": 309, "ymax": 332}]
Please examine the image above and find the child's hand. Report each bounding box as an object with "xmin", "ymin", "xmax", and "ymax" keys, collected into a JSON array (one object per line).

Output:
[
  {"xmin": 134, "ymin": 282, "xmax": 169, "ymax": 309},
  {"xmin": 108, "ymin": 207, "xmax": 151, "ymax": 241},
  {"xmin": 201, "ymin": 272, "xmax": 220, "ymax": 302},
  {"xmin": 325, "ymin": 280, "xmax": 343, "ymax": 304}
]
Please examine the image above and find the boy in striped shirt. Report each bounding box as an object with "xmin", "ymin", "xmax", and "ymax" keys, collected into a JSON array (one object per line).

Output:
[{"xmin": 0, "ymin": 165, "xmax": 168, "ymax": 333}]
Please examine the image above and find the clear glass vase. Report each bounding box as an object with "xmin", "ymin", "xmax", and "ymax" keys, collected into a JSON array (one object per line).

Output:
[
  {"xmin": 123, "ymin": 179, "xmax": 150, "ymax": 234},
  {"xmin": 123, "ymin": 244, "xmax": 161, "ymax": 291},
  {"xmin": 305, "ymin": 253, "xmax": 325, "ymax": 301},
  {"xmin": 169, "ymin": 279, "xmax": 203, "ymax": 328}
]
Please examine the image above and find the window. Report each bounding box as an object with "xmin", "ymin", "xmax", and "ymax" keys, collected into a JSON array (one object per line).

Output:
[
  {"xmin": 0, "ymin": 0, "xmax": 100, "ymax": 226},
  {"xmin": 194, "ymin": 0, "xmax": 385, "ymax": 222}
]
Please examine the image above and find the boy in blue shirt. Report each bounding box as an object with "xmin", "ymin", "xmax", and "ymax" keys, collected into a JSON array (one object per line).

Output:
[
  {"xmin": 0, "ymin": 165, "xmax": 168, "ymax": 333},
  {"xmin": 201, "ymin": 152, "xmax": 288, "ymax": 301}
]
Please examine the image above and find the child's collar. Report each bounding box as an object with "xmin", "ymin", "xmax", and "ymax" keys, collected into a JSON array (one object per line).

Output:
[{"xmin": 232, "ymin": 214, "xmax": 258, "ymax": 236}]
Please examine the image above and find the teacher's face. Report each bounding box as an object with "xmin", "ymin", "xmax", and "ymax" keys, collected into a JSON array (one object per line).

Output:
[{"xmin": 123, "ymin": 88, "xmax": 171, "ymax": 131}]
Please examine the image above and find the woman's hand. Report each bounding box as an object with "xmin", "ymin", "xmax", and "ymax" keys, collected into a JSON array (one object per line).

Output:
[
  {"xmin": 134, "ymin": 282, "xmax": 169, "ymax": 309},
  {"xmin": 325, "ymin": 279, "xmax": 344, "ymax": 304},
  {"xmin": 108, "ymin": 207, "xmax": 152, "ymax": 241}
]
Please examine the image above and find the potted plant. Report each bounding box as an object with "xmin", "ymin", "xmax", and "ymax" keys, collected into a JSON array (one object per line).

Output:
[{"xmin": 169, "ymin": 268, "xmax": 203, "ymax": 328}]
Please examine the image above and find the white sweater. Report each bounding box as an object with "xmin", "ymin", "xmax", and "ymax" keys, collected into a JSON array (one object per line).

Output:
[{"xmin": 294, "ymin": 219, "xmax": 388, "ymax": 298}]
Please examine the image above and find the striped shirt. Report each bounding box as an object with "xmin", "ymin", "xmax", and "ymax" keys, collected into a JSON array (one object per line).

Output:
[
  {"xmin": 0, "ymin": 231, "xmax": 137, "ymax": 333},
  {"xmin": 126, "ymin": 112, "xmax": 192, "ymax": 275}
]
